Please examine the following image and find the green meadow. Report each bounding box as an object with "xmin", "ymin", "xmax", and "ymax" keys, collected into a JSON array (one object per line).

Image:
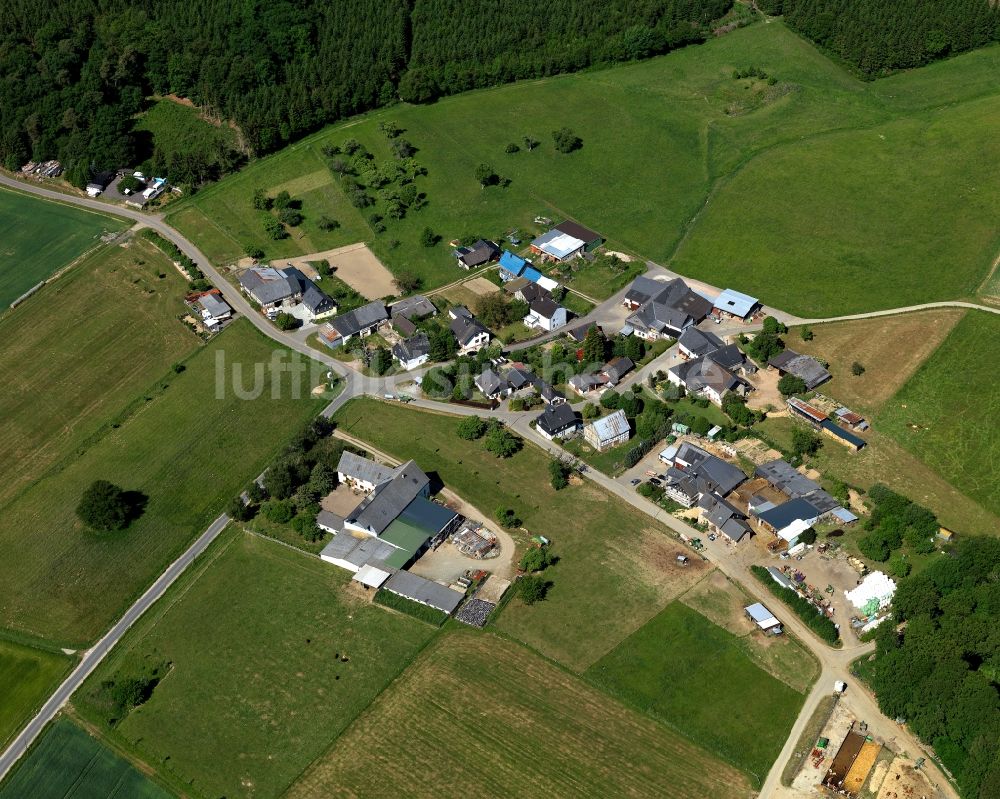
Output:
[
  {"xmin": 0, "ymin": 640, "xmax": 71, "ymax": 748},
  {"xmin": 169, "ymin": 23, "xmax": 1000, "ymax": 315}
]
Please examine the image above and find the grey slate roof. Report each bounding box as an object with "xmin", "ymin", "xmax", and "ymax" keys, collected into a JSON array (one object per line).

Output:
[
  {"xmin": 390, "ymin": 295, "xmax": 436, "ymax": 320},
  {"xmin": 670, "ymin": 356, "xmax": 743, "ymax": 396},
  {"xmin": 458, "ymin": 239, "xmax": 500, "ymax": 267},
  {"xmin": 199, "ymin": 293, "xmax": 231, "ymax": 317},
  {"xmin": 321, "ymin": 533, "xmax": 397, "ymax": 569},
  {"xmin": 348, "ymin": 460, "xmax": 429, "ymax": 535},
  {"xmin": 567, "ymin": 321, "xmax": 598, "ymax": 342},
  {"xmin": 536, "ymin": 403, "xmax": 580, "ymax": 437},
  {"xmin": 757, "ymin": 498, "xmax": 823, "ymax": 529},
  {"xmin": 518, "ymin": 283, "xmax": 551, "ymax": 303},
  {"xmin": 239, "ymin": 266, "xmax": 300, "ymax": 306},
  {"xmin": 475, "ymin": 368, "xmax": 507, "ymax": 397},
  {"xmin": 392, "ymin": 315, "xmax": 417, "ymax": 337},
  {"xmin": 384, "ymin": 571, "xmax": 464, "ymax": 614},
  {"xmin": 602, "ymin": 356, "xmax": 634, "ymax": 383},
  {"xmin": 504, "ymin": 366, "xmax": 533, "ymax": 390},
  {"xmin": 337, "ymin": 451, "xmax": 396, "ymax": 486},
  {"xmin": 672, "ymin": 443, "xmax": 746, "ymax": 496},
  {"xmin": 768, "ymin": 350, "xmax": 831, "ymax": 389},
  {"xmin": 301, "ymin": 283, "xmax": 336, "ymax": 314},
  {"xmin": 450, "ymin": 315, "xmax": 490, "ymax": 347},
  {"xmin": 392, "ymin": 332, "xmax": 430, "ymax": 364},
  {"xmin": 678, "ymin": 327, "xmax": 725, "ymax": 357},
  {"xmin": 331, "ymin": 300, "xmax": 388, "ymax": 338},
  {"xmin": 529, "ymin": 296, "xmax": 562, "ymax": 320},
  {"xmin": 625, "ymin": 277, "xmax": 713, "ymax": 335}
]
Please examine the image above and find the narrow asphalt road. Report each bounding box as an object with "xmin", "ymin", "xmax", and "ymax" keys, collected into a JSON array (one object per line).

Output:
[
  {"xmin": 0, "ymin": 172, "xmax": 969, "ymax": 796},
  {"xmin": 0, "ymin": 513, "xmax": 229, "ymax": 781}
]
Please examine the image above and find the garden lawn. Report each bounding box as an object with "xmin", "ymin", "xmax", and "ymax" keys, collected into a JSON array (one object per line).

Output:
[
  {"xmin": 0, "ymin": 236, "xmax": 197, "ymax": 507},
  {"xmin": 0, "ymin": 319, "xmax": 326, "ymax": 646},
  {"xmin": 169, "ymin": 23, "xmax": 1000, "ymax": 310},
  {"xmin": 0, "ymin": 640, "xmax": 72, "ymax": 748},
  {"xmin": 333, "ymin": 398, "xmax": 710, "ymax": 670},
  {"xmin": 73, "ymin": 529, "xmax": 435, "ymax": 799},
  {"xmin": 0, "ymin": 718, "xmax": 170, "ymax": 799},
  {"xmin": 586, "ymin": 602, "xmax": 805, "ymax": 788},
  {"xmin": 0, "ymin": 187, "xmax": 126, "ymax": 307},
  {"xmin": 878, "ymin": 311, "xmax": 1000, "ymax": 521},
  {"xmin": 287, "ymin": 632, "xmax": 752, "ymax": 799}
]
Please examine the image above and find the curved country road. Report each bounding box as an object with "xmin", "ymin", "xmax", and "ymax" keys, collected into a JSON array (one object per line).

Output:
[{"xmin": 0, "ymin": 173, "xmax": 971, "ymax": 797}]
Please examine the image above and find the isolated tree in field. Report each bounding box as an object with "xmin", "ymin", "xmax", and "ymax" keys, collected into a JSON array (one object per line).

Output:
[
  {"xmin": 484, "ymin": 425, "xmax": 522, "ymax": 458},
  {"xmin": 263, "ymin": 217, "xmax": 287, "ymax": 240},
  {"xmin": 393, "ymin": 271, "xmax": 421, "ymax": 294},
  {"xmin": 551, "ymin": 127, "xmax": 582, "ymax": 153},
  {"xmin": 518, "ymin": 575, "xmax": 549, "ymax": 605},
  {"xmin": 456, "ymin": 416, "xmax": 487, "ymax": 440},
  {"xmin": 791, "ymin": 426, "xmax": 822, "ymax": 457},
  {"xmin": 504, "ymin": 142, "xmax": 520, "ymax": 154},
  {"xmin": 419, "ymin": 226, "xmax": 438, "ymax": 247},
  {"xmin": 317, "ymin": 216, "xmax": 339, "ymax": 231},
  {"xmin": 520, "ymin": 545, "xmax": 556, "ymax": 573},
  {"xmin": 800, "ymin": 326, "xmax": 814, "ymax": 341},
  {"xmin": 522, "ymin": 135, "xmax": 539, "ymax": 151},
  {"xmin": 474, "ymin": 162, "xmax": 495, "ymax": 188},
  {"xmin": 76, "ymin": 480, "xmax": 132, "ymax": 532},
  {"xmin": 548, "ymin": 458, "xmax": 570, "ymax": 490},
  {"xmin": 852, "ymin": 361, "xmax": 866, "ymax": 376},
  {"xmin": 278, "ymin": 208, "xmax": 302, "ymax": 227},
  {"xmin": 495, "ymin": 506, "xmax": 521, "ymax": 528},
  {"xmin": 778, "ymin": 373, "xmax": 807, "ymax": 396}
]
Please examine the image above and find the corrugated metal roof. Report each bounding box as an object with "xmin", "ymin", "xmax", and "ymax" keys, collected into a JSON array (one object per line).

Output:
[
  {"xmin": 587, "ymin": 409, "xmax": 630, "ymax": 443},
  {"xmin": 713, "ymin": 288, "xmax": 759, "ymax": 318},
  {"xmin": 383, "ymin": 571, "xmax": 464, "ymax": 614}
]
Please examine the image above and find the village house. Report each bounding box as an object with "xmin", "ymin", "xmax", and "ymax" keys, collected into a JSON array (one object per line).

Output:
[
  {"xmin": 658, "ymin": 442, "xmax": 747, "ymax": 507},
  {"xmin": 390, "ymin": 295, "xmax": 437, "ymax": 321},
  {"xmin": 568, "ymin": 372, "xmax": 606, "ymax": 395},
  {"xmin": 698, "ymin": 493, "xmax": 753, "ymax": 543},
  {"xmin": 584, "ymin": 409, "xmax": 630, "ymax": 451},
  {"xmin": 475, "ymin": 367, "xmax": 510, "ymax": 400},
  {"xmin": 677, "ymin": 327, "xmax": 726, "ymax": 360},
  {"xmin": 318, "ymin": 300, "xmax": 388, "ymax": 348},
  {"xmin": 523, "ymin": 297, "xmax": 567, "ymax": 331},
  {"xmin": 239, "ymin": 265, "xmax": 337, "ymax": 322},
  {"xmin": 449, "ymin": 308, "xmax": 491, "ymax": 354},
  {"xmin": 622, "ymin": 276, "xmax": 713, "ymax": 340},
  {"xmin": 454, "ymin": 239, "xmax": 500, "ymax": 269},
  {"xmin": 514, "ymin": 282, "xmax": 551, "ymax": 304},
  {"xmin": 497, "ymin": 250, "xmax": 560, "ymax": 292},
  {"xmin": 535, "ymin": 403, "xmax": 581, "ymax": 440},
  {"xmin": 392, "ymin": 332, "xmax": 431, "ymax": 370},
  {"xmin": 601, "ymin": 356, "xmax": 634, "ymax": 387},
  {"xmin": 193, "ymin": 291, "xmax": 232, "ymax": 330}
]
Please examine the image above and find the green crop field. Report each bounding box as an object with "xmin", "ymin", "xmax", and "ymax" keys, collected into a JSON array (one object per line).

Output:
[
  {"xmin": 75, "ymin": 528, "xmax": 434, "ymax": 799},
  {"xmin": 0, "ymin": 640, "xmax": 72, "ymax": 748},
  {"xmin": 334, "ymin": 398, "xmax": 712, "ymax": 671},
  {"xmin": 0, "ymin": 718, "xmax": 170, "ymax": 799},
  {"xmin": 0, "ymin": 319, "xmax": 326, "ymax": 646},
  {"xmin": 287, "ymin": 632, "xmax": 752, "ymax": 799},
  {"xmin": 0, "ymin": 236, "xmax": 197, "ymax": 507},
  {"xmin": 0, "ymin": 188, "xmax": 127, "ymax": 308},
  {"xmin": 878, "ymin": 311, "xmax": 1000, "ymax": 521},
  {"xmin": 586, "ymin": 602, "xmax": 805, "ymax": 787},
  {"xmin": 168, "ymin": 23, "xmax": 1000, "ymax": 314}
]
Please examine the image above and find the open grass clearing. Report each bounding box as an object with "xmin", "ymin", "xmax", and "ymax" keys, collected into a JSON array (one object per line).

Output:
[
  {"xmin": 0, "ymin": 187, "xmax": 127, "ymax": 307},
  {"xmin": 170, "ymin": 23, "xmax": 1000, "ymax": 313},
  {"xmin": 334, "ymin": 398, "xmax": 710, "ymax": 671},
  {"xmin": 0, "ymin": 640, "xmax": 73, "ymax": 749},
  {"xmin": 753, "ymin": 416, "xmax": 1000, "ymax": 536},
  {"xmin": 0, "ymin": 718, "xmax": 170, "ymax": 799},
  {"xmin": 679, "ymin": 569, "xmax": 819, "ymax": 693},
  {"xmin": 287, "ymin": 632, "xmax": 752, "ymax": 799},
  {"xmin": 878, "ymin": 311, "xmax": 1000, "ymax": 520},
  {"xmin": 0, "ymin": 319, "xmax": 326, "ymax": 646},
  {"xmin": 790, "ymin": 310, "xmax": 966, "ymax": 414},
  {"xmin": 585, "ymin": 601, "xmax": 806, "ymax": 788},
  {"xmin": 0, "ymin": 236, "xmax": 197, "ymax": 507},
  {"xmin": 74, "ymin": 528, "xmax": 434, "ymax": 799}
]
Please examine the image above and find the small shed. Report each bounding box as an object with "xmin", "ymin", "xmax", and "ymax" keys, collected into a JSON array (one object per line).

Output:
[{"xmin": 745, "ymin": 602, "xmax": 782, "ymax": 634}]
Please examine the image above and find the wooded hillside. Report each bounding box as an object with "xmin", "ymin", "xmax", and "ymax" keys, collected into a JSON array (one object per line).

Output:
[{"xmin": 764, "ymin": 0, "xmax": 1000, "ymax": 76}]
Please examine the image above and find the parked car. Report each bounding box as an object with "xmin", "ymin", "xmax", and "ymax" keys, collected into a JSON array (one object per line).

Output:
[
  {"xmin": 648, "ymin": 477, "xmax": 661, "ymax": 486},
  {"xmin": 708, "ymin": 533, "xmax": 717, "ymax": 541},
  {"xmin": 630, "ymin": 478, "xmax": 641, "ymax": 486}
]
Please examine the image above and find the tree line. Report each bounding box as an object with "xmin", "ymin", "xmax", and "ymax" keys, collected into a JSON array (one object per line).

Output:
[
  {"xmin": 0, "ymin": 0, "xmax": 730, "ymax": 185},
  {"xmin": 763, "ymin": 0, "xmax": 1000, "ymax": 77}
]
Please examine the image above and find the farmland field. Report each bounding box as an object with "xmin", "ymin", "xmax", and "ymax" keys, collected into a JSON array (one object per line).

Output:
[
  {"xmin": 287, "ymin": 632, "xmax": 752, "ymax": 799},
  {"xmin": 0, "ymin": 187, "xmax": 126, "ymax": 307},
  {"xmin": 0, "ymin": 319, "xmax": 326, "ymax": 646},
  {"xmin": 878, "ymin": 311, "xmax": 1000, "ymax": 520},
  {"xmin": 169, "ymin": 23, "xmax": 1000, "ymax": 313},
  {"xmin": 0, "ymin": 718, "xmax": 170, "ymax": 799},
  {"xmin": 334, "ymin": 398, "xmax": 710, "ymax": 671},
  {"xmin": 73, "ymin": 529, "xmax": 434, "ymax": 799},
  {"xmin": 0, "ymin": 236, "xmax": 197, "ymax": 506},
  {"xmin": 585, "ymin": 602, "xmax": 805, "ymax": 787},
  {"xmin": 0, "ymin": 640, "xmax": 71, "ymax": 748}
]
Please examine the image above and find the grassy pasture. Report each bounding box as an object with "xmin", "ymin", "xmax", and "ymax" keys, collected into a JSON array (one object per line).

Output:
[
  {"xmin": 585, "ymin": 602, "xmax": 805, "ymax": 787},
  {"xmin": 74, "ymin": 529, "xmax": 434, "ymax": 799},
  {"xmin": 287, "ymin": 632, "xmax": 752, "ymax": 799},
  {"xmin": 0, "ymin": 718, "xmax": 170, "ymax": 799},
  {"xmin": 0, "ymin": 188, "xmax": 126, "ymax": 307},
  {"xmin": 170, "ymin": 23, "xmax": 1000, "ymax": 312},
  {"xmin": 0, "ymin": 236, "xmax": 197, "ymax": 506},
  {"xmin": 334, "ymin": 398, "xmax": 712, "ymax": 671},
  {"xmin": 0, "ymin": 640, "xmax": 72, "ymax": 748},
  {"xmin": 878, "ymin": 311, "xmax": 1000, "ymax": 520},
  {"xmin": 0, "ymin": 320, "xmax": 326, "ymax": 646}
]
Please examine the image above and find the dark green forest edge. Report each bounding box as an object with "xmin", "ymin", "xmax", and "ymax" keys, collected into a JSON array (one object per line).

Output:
[{"xmin": 3, "ymin": 0, "xmax": 998, "ymax": 189}]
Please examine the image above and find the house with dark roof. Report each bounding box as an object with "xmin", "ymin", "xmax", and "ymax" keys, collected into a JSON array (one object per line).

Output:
[
  {"xmin": 553, "ymin": 220, "xmax": 602, "ymax": 251},
  {"xmin": 502, "ymin": 277, "xmax": 531, "ymax": 296},
  {"xmin": 768, "ymin": 349, "xmax": 831, "ymax": 390},
  {"xmin": 515, "ymin": 282, "xmax": 551, "ymax": 304},
  {"xmin": 390, "ymin": 295, "xmax": 436, "ymax": 320},
  {"xmin": 239, "ymin": 265, "xmax": 336, "ymax": 321},
  {"xmin": 668, "ymin": 336, "xmax": 756, "ymax": 406},
  {"xmin": 754, "ymin": 497, "xmax": 823, "ymax": 537},
  {"xmin": 584, "ymin": 409, "xmax": 630, "ymax": 451},
  {"xmin": 475, "ymin": 367, "xmax": 510, "ymax": 400},
  {"xmin": 504, "ymin": 366, "xmax": 534, "ymax": 394},
  {"xmin": 450, "ymin": 313, "xmax": 492, "ymax": 354},
  {"xmin": 660, "ymin": 442, "xmax": 747, "ymax": 507},
  {"xmin": 754, "ymin": 459, "xmax": 857, "ymax": 522},
  {"xmin": 337, "ymin": 451, "xmax": 396, "ymax": 493},
  {"xmin": 392, "ymin": 332, "xmax": 431, "ymax": 370},
  {"xmin": 699, "ymin": 493, "xmax": 752, "ymax": 543},
  {"xmin": 568, "ymin": 372, "xmax": 606, "ymax": 395},
  {"xmin": 622, "ymin": 277, "xmax": 712, "ymax": 340},
  {"xmin": 523, "ymin": 297, "xmax": 567, "ymax": 331},
  {"xmin": 535, "ymin": 403, "xmax": 581, "ymax": 440},
  {"xmin": 454, "ymin": 239, "xmax": 500, "ymax": 269},
  {"xmin": 345, "ymin": 460, "xmax": 430, "ymax": 536},
  {"xmin": 392, "ymin": 315, "xmax": 417, "ymax": 337},
  {"xmin": 319, "ymin": 301, "xmax": 388, "ymax": 347},
  {"xmin": 678, "ymin": 327, "xmax": 726, "ymax": 360},
  {"xmin": 566, "ymin": 321, "xmax": 599, "ymax": 343},
  {"xmin": 601, "ymin": 356, "xmax": 634, "ymax": 386}
]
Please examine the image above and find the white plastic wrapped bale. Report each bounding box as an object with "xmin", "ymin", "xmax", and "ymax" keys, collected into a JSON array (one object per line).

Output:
[{"xmin": 844, "ymin": 571, "xmax": 896, "ymax": 612}]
